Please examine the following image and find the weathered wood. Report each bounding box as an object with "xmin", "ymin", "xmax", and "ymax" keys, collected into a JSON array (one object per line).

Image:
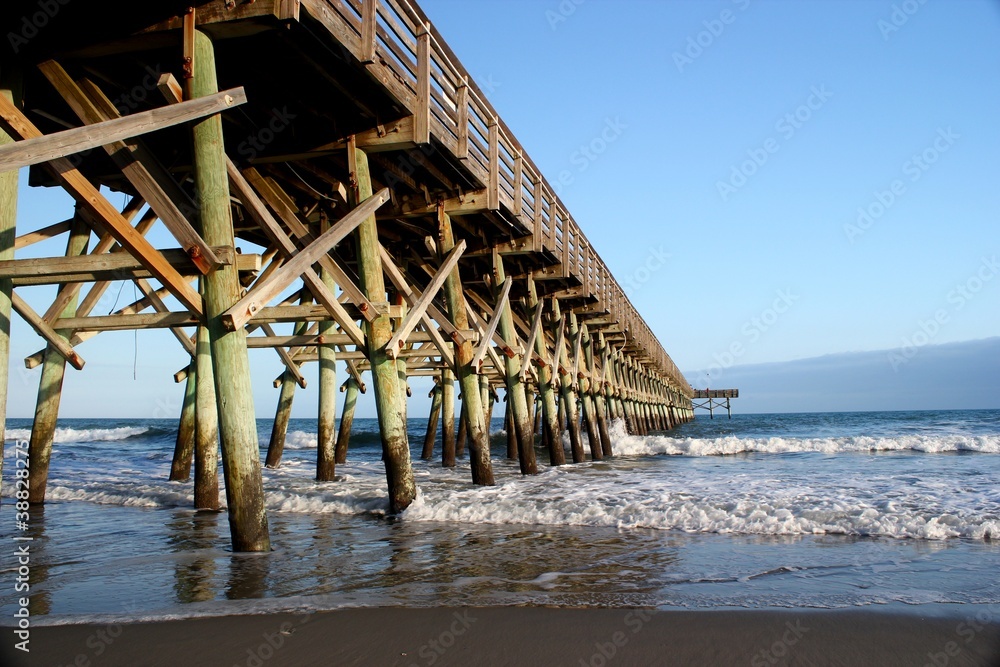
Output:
[
  {"xmin": 317, "ymin": 220, "xmax": 338, "ymax": 482},
  {"xmin": 470, "ymin": 276, "xmax": 512, "ymax": 371},
  {"xmin": 37, "ymin": 61, "xmax": 224, "ymax": 273},
  {"xmin": 193, "ymin": 322, "xmax": 220, "ymax": 511},
  {"xmin": 578, "ymin": 322, "xmax": 602, "ymax": 461},
  {"xmin": 27, "ymin": 215, "xmax": 89, "ymax": 504},
  {"xmin": 264, "ymin": 318, "xmax": 307, "ymax": 468},
  {"xmin": 456, "ymin": 397, "xmax": 468, "ymax": 459},
  {"xmin": 385, "ymin": 240, "xmax": 465, "ymax": 358},
  {"xmin": 1, "ymin": 246, "xmax": 254, "ymax": 285},
  {"xmin": 189, "ymin": 30, "xmax": 266, "ymax": 550},
  {"xmin": 169, "ymin": 369, "xmax": 197, "ymax": 481},
  {"xmin": 0, "ymin": 77, "xmax": 18, "ymax": 483},
  {"xmin": 15, "ymin": 219, "xmax": 72, "ymax": 250},
  {"xmin": 265, "ymin": 370, "xmax": 297, "ymax": 469},
  {"xmin": 527, "ymin": 278, "xmax": 565, "ymax": 466},
  {"xmin": 494, "ymin": 254, "xmax": 536, "ymax": 474},
  {"xmin": 441, "ymin": 367, "xmax": 456, "ymax": 467},
  {"xmin": 505, "ymin": 399, "xmax": 517, "ymax": 460},
  {"xmin": 422, "ymin": 383, "xmax": 442, "ymax": 460},
  {"xmin": 221, "ymin": 187, "xmax": 389, "ymax": 331},
  {"xmin": 0, "ymin": 81, "xmax": 247, "ymax": 172},
  {"xmin": 349, "ymin": 138, "xmax": 416, "ymax": 512},
  {"xmin": 555, "ymin": 304, "xmax": 585, "ymax": 463},
  {"xmin": 335, "ymin": 376, "xmax": 361, "ymax": 464},
  {"xmin": 11, "ymin": 293, "xmax": 85, "ymax": 370},
  {"xmin": 437, "ymin": 207, "xmax": 494, "ymax": 485},
  {"xmin": 0, "ymin": 95, "xmax": 205, "ymax": 311}
]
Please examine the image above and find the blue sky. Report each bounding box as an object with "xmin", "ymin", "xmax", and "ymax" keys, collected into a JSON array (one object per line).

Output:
[{"xmin": 5, "ymin": 0, "xmax": 999, "ymax": 418}]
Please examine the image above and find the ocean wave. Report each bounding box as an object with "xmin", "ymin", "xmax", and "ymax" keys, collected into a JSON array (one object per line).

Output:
[
  {"xmin": 4, "ymin": 426, "xmax": 150, "ymax": 444},
  {"xmin": 607, "ymin": 423, "xmax": 1000, "ymax": 457}
]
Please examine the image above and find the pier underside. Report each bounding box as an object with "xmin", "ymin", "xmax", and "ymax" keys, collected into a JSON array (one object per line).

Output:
[{"xmin": 1, "ymin": 0, "xmax": 694, "ymax": 549}]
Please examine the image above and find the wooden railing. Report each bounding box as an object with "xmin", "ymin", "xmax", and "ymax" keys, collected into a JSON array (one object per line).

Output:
[{"xmin": 301, "ymin": 0, "xmax": 690, "ymax": 393}]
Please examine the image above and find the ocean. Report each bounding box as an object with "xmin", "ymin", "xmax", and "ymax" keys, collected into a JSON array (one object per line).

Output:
[{"xmin": 2, "ymin": 409, "xmax": 999, "ymax": 623}]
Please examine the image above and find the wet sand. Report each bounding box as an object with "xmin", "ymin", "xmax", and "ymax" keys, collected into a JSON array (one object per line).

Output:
[{"xmin": 5, "ymin": 607, "xmax": 1000, "ymax": 667}]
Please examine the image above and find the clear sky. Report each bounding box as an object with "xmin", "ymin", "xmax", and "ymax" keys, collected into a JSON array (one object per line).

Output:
[{"xmin": 5, "ymin": 0, "xmax": 999, "ymax": 418}]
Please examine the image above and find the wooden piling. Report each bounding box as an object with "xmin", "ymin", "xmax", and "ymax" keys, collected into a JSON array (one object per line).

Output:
[
  {"xmin": 169, "ymin": 369, "xmax": 197, "ymax": 481},
  {"xmin": 348, "ymin": 139, "xmax": 416, "ymax": 509},
  {"xmin": 456, "ymin": 397, "xmax": 468, "ymax": 458},
  {"xmin": 556, "ymin": 305, "xmax": 585, "ymax": 463},
  {"xmin": 492, "ymin": 256, "xmax": 536, "ymax": 473},
  {"xmin": 317, "ymin": 225, "xmax": 338, "ymax": 480},
  {"xmin": 192, "ymin": 320, "xmax": 220, "ymax": 510},
  {"xmin": 265, "ymin": 369, "xmax": 297, "ymax": 469},
  {"xmin": 441, "ymin": 367, "xmax": 456, "ymax": 467},
  {"xmin": 0, "ymin": 75, "xmax": 21, "ymax": 482},
  {"xmin": 437, "ymin": 208, "xmax": 494, "ymax": 485},
  {"xmin": 27, "ymin": 214, "xmax": 88, "ymax": 504},
  {"xmin": 335, "ymin": 377, "xmax": 360, "ymax": 464},
  {"xmin": 422, "ymin": 382, "xmax": 442, "ymax": 460},
  {"xmin": 189, "ymin": 30, "xmax": 268, "ymax": 550},
  {"xmin": 579, "ymin": 325, "xmax": 604, "ymax": 460},
  {"xmin": 505, "ymin": 398, "xmax": 517, "ymax": 460},
  {"xmin": 527, "ymin": 278, "xmax": 565, "ymax": 466}
]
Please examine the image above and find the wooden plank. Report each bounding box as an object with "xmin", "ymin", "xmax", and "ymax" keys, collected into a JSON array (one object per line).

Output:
[
  {"xmin": 34, "ymin": 62, "xmax": 223, "ymax": 273},
  {"xmin": 1, "ymin": 246, "xmax": 253, "ymax": 282},
  {"xmin": 220, "ymin": 188, "xmax": 390, "ymax": 331},
  {"xmin": 488, "ymin": 118, "xmax": 500, "ymax": 210},
  {"xmin": 0, "ymin": 84, "xmax": 246, "ymax": 172},
  {"xmin": 415, "ymin": 23, "xmax": 431, "ymax": 143},
  {"xmin": 470, "ymin": 276, "xmax": 511, "ymax": 371},
  {"xmin": 227, "ymin": 162, "xmax": 368, "ymax": 346},
  {"xmin": 361, "ymin": 0, "xmax": 377, "ymax": 63},
  {"xmin": 385, "ymin": 239, "xmax": 465, "ymax": 358},
  {"xmin": 0, "ymin": 96, "xmax": 203, "ymax": 315},
  {"xmin": 11, "ymin": 292, "xmax": 85, "ymax": 370},
  {"xmin": 14, "ymin": 219, "xmax": 72, "ymax": 250}
]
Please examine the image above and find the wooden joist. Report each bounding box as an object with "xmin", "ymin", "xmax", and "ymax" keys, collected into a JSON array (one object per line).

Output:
[
  {"xmin": 0, "ymin": 83, "xmax": 246, "ymax": 173},
  {"xmin": 0, "ymin": 96, "xmax": 204, "ymax": 315},
  {"xmin": 0, "ymin": 247, "xmax": 258, "ymax": 286}
]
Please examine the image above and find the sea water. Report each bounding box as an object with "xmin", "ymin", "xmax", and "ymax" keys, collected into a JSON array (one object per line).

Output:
[{"xmin": 1, "ymin": 409, "xmax": 998, "ymax": 623}]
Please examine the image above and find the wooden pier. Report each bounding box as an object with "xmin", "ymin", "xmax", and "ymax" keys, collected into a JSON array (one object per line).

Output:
[
  {"xmin": 692, "ymin": 390, "xmax": 739, "ymax": 419},
  {"xmin": 0, "ymin": 0, "xmax": 694, "ymax": 551}
]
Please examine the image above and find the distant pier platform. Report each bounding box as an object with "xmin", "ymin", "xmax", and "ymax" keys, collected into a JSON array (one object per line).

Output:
[{"xmin": 692, "ymin": 390, "xmax": 739, "ymax": 419}]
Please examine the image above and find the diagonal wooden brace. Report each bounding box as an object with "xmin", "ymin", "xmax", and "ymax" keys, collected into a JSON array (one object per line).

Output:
[
  {"xmin": 12, "ymin": 292, "xmax": 85, "ymax": 370},
  {"xmin": 220, "ymin": 187, "xmax": 390, "ymax": 331},
  {"xmin": 226, "ymin": 161, "xmax": 367, "ymax": 347},
  {"xmin": 0, "ymin": 81, "xmax": 246, "ymax": 173},
  {"xmin": 519, "ymin": 299, "xmax": 545, "ymax": 381},
  {"xmin": 0, "ymin": 97, "xmax": 204, "ymax": 315},
  {"xmin": 35, "ymin": 61, "xmax": 224, "ymax": 273},
  {"xmin": 385, "ymin": 239, "xmax": 465, "ymax": 359},
  {"xmin": 470, "ymin": 276, "xmax": 512, "ymax": 371}
]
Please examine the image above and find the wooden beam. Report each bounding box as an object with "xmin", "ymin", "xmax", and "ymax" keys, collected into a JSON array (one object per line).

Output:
[
  {"xmin": 519, "ymin": 299, "xmax": 544, "ymax": 381},
  {"xmin": 385, "ymin": 240, "xmax": 465, "ymax": 359},
  {"xmin": 11, "ymin": 293, "xmax": 85, "ymax": 370},
  {"xmin": 0, "ymin": 84, "xmax": 246, "ymax": 172},
  {"xmin": 220, "ymin": 188, "xmax": 390, "ymax": 331},
  {"xmin": 35, "ymin": 62, "xmax": 224, "ymax": 273},
  {"xmin": 14, "ymin": 219, "xmax": 72, "ymax": 250},
  {"xmin": 0, "ymin": 96, "xmax": 204, "ymax": 315},
  {"xmin": 470, "ymin": 276, "xmax": 511, "ymax": 371}
]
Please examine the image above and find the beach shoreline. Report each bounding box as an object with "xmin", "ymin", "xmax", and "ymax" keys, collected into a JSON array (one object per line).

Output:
[{"xmin": 5, "ymin": 606, "xmax": 999, "ymax": 667}]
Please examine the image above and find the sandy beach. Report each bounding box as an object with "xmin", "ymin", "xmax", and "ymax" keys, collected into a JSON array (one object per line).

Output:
[{"xmin": 5, "ymin": 607, "xmax": 999, "ymax": 667}]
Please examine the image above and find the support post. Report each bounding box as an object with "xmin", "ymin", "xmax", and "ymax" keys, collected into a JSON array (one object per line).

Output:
[
  {"xmin": 579, "ymin": 324, "xmax": 603, "ymax": 460},
  {"xmin": 189, "ymin": 31, "xmax": 267, "ymax": 550},
  {"xmin": 441, "ymin": 367, "xmax": 456, "ymax": 467},
  {"xmin": 336, "ymin": 376, "xmax": 361, "ymax": 464},
  {"xmin": 193, "ymin": 322, "xmax": 220, "ymax": 511},
  {"xmin": 348, "ymin": 138, "xmax": 416, "ymax": 510},
  {"xmin": 27, "ymin": 214, "xmax": 89, "ymax": 504},
  {"xmin": 437, "ymin": 208, "xmax": 494, "ymax": 485},
  {"xmin": 169, "ymin": 369, "xmax": 197, "ymax": 481},
  {"xmin": 265, "ymin": 369, "xmax": 297, "ymax": 469},
  {"xmin": 317, "ymin": 225, "xmax": 338, "ymax": 481},
  {"xmin": 422, "ymin": 382, "xmax": 442, "ymax": 460},
  {"xmin": 505, "ymin": 398, "xmax": 517, "ymax": 460},
  {"xmin": 0, "ymin": 74, "xmax": 21, "ymax": 481},
  {"xmin": 456, "ymin": 397, "xmax": 468, "ymax": 458},
  {"xmin": 556, "ymin": 305, "xmax": 585, "ymax": 463},
  {"xmin": 493, "ymin": 254, "xmax": 536, "ymax": 474},
  {"xmin": 527, "ymin": 279, "xmax": 564, "ymax": 466}
]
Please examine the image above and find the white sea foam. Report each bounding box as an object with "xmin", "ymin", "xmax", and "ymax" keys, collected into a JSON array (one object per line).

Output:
[{"xmin": 4, "ymin": 426, "xmax": 149, "ymax": 444}]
